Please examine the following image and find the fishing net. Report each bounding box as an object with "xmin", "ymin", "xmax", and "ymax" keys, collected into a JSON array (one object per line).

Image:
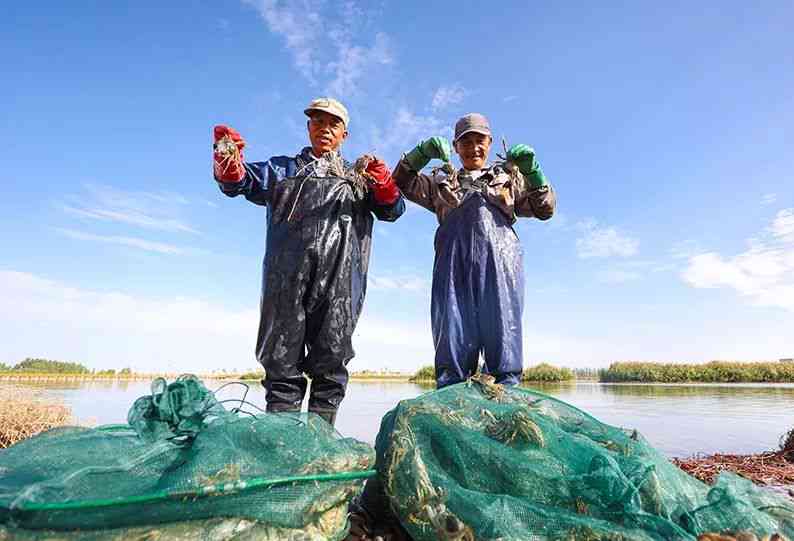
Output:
[
  {"xmin": 371, "ymin": 375, "xmax": 794, "ymax": 541},
  {"xmin": 0, "ymin": 375, "xmax": 374, "ymax": 540}
]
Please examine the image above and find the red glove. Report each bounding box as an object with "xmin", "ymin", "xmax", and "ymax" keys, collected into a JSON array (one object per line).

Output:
[
  {"xmin": 213, "ymin": 125, "xmax": 246, "ymax": 182},
  {"xmin": 364, "ymin": 157, "xmax": 400, "ymax": 205}
]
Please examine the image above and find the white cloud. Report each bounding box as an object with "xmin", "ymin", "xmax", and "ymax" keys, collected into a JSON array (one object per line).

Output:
[
  {"xmin": 762, "ymin": 193, "xmax": 777, "ymax": 205},
  {"xmin": 245, "ymin": 0, "xmax": 322, "ymax": 82},
  {"xmin": 245, "ymin": 0, "xmax": 392, "ymax": 96},
  {"xmin": 62, "ymin": 206, "xmax": 198, "ymax": 235},
  {"xmin": 369, "ymin": 274, "xmax": 429, "ymax": 292},
  {"xmin": 55, "ymin": 228, "xmax": 188, "ymax": 255},
  {"xmin": 373, "ymin": 108, "xmax": 453, "ymax": 155},
  {"xmin": 575, "ymin": 221, "xmax": 639, "ymax": 259},
  {"xmin": 503, "ymin": 95, "xmax": 518, "ymax": 103},
  {"xmin": 0, "ymin": 269, "xmax": 437, "ymax": 374},
  {"xmin": 670, "ymin": 239, "xmax": 703, "ymax": 260},
  {"xmin": 682, "ymin": 249, "xmax": 794, "ymax": 311},
  {"xmin": 0, "ymin": 270, "xmax": 260, "ymax": 372},
  {"xmin": 431, "ymin": 84, "xmax": 467, "ymax": 111},
  {"xmin": 681, "ymin": 209, "xmax": 794, "ymax": 312},
  {"xmin": 351, "ymin": 315, "xmax": 434, "ymax": 372},
  {"xmin": 770, "ymin": 208, "xmax": 794, "ymax": 242},
  {"xmin": 3, "ymin": 267, "xmax": 790, "ymax": 376},
  {"xmin": 354, "ymin": 317, "xmax": 431, "ymax": 350},
  {"xmin": 326, "ymin": 32, "xmax": 392, "ymax": 96},
  {"xmin": 62, "ymin": 184, "xmax": 198, "ymax": 234}
]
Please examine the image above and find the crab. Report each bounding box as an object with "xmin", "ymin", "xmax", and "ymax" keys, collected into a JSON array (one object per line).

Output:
[{"xmin": 213, "ymin": 135, "xmax": 242, "ymax": 176}]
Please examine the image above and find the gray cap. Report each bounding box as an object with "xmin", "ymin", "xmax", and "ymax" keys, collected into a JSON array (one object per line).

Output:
[{"xmin": 454, "ymin": 113, "xmax": 491, "ymax": 142}]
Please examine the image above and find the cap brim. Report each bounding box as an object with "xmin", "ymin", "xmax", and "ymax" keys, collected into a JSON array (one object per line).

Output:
[
  {"xmin": 454, "ymin": 128, "xmax": 492, "ymax": 142},
  {"xmin": 304, "ymin": 107, "xmax": 347, "ymax": 125}
]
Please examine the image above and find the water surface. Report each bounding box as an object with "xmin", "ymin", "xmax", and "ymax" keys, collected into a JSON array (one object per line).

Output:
[{"xmin": 14, "ymin": 379, "xmax": 794, "ymax": 457}]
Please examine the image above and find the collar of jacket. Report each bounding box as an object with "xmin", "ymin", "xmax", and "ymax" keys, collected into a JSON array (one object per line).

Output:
[
  {"xmin": 296, "ymin": 147, "xmax": 351, "ymax": 176},
  {"xmin": 458, "ymin": 162, "xmax": 509, "ymax": 179},
  {"xmin": 298, "ymin": 146, "xmax": 345, "ymax": 162}
]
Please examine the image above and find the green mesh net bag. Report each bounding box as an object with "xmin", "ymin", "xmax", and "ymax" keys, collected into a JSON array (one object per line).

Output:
[
  {"xmin": 0, "ymin": 375, "xmax": 374, "ymax": 540},
  {"xmin": 372, "ymin": 375, "xmax": 794, "ymax": 541}
]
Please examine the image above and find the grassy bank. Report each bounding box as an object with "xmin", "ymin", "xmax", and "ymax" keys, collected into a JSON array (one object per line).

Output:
[
  {"xmin": 522, "ymin": 363, "xmax": 574, "ymax": 382},
  {"xmin": 599, "ymin": 361, "xmax": 794, "ymax": 383},
  {"xmin": 231, "ymin": 371, "xmax": 411, "ymax": 382},
  {"xmin": 409, "ymin": 363, "xmax": 575, "ymax": 383},
  {"xmin": 0, "ymin": 385, "xmax": 71, "ymax": 448},
  {"xmin": 409, "ymin": 365, "xmax": 436, "ymax": 382}
]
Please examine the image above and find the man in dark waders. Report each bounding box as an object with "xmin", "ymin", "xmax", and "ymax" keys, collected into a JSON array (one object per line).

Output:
[
  {"xmin": 212, "ymin": 98, "xmax": 405, "ymax": 426},
  {"xmin": 350, "ymin": 113, "xmax": 555, "ymax": 539}
]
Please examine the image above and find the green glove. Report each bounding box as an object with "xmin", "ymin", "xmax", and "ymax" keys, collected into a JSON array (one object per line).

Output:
[
  {"xmin": 507, "ymin": 143, "xmax": 547, "ymax": 188},
  {"xmin": 405, "ymin": 137, "xmax": 452, "ymax": 171}
]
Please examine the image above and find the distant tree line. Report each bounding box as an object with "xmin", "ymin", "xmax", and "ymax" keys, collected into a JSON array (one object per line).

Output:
[
  {"xmin": 572, "ymin": 367, "xmax": 600, "ymax": 380},
  {"xmin": 0, "ymin": 358, "xmax": 133, "ymax": 375},
  {"xmin": 599, "ymin": 361, "xmax": 794, "ymax": 383}
]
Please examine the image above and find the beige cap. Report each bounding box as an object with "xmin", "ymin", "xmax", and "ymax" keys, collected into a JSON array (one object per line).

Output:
[{"xmin": 304, "ymin": 97, "xmax": 349, "ymax": 127}]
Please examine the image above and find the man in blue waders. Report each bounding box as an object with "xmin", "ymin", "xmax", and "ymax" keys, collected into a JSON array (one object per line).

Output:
[
  {"xmin": 212, "ymin": 98, "xmax": 405, "ymax": 426},
  {"xmin": 349, "ymin": 113, "xmax": 555, "ymax": 539}
]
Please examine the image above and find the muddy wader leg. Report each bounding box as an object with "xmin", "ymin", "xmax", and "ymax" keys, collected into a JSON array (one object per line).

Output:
[
  {"xmin": 256, "ymin": 260, "xmax": 311, "ymax": 412},
  {"xmin": 431, "ymin": 225, "xmax": 482, "ymax": 389},
  {"xmin": 303, "ymin": 286, "xmax": 355, "ymax": 426},
  {"xmin": 263, "ymin": 374, "xmax": 307, "ymax": 412}
]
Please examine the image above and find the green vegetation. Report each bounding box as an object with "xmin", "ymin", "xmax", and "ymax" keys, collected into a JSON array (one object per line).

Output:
[
  {"xmin": 572, "ymin": 367, "xmax": 599, "ymax": 380},
  {"xmin": 599, "ymin": 361, "xmax": 794, "ymax": 383},
  {"xmin": 238, "ymin": 371, "xmax": 265, "ymax": 381},
  {"xmin": 0, "ymin": 359, "xmax": 137, "ymax": 379},
  {"xmin": 3, "ymin": 358, "xmax": 90, "ymax": 374},
  {"xmin": 410, "ymin": 365, "xmax": 436, "ymax": 382},
  {"xmin": 522, "ymin": 363, "xmax": 574, "ymax": 382},
  {"xmin": 410, "ymin": 363, "xmax": 574, "ymax": 383}
]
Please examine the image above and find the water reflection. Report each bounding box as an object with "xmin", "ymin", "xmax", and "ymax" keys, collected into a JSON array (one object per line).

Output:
[{"xmin": 10, "ymin": 380, "xmax": 794, "ymax": 458}]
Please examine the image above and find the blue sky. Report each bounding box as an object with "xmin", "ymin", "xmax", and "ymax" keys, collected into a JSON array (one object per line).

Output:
[{"xmin": 1, "ymin": 1, "xmax": 792, "ymax": 373}]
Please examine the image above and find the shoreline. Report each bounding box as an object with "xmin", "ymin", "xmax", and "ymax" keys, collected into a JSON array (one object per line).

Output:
[
  {"xmin": 673, "ymin": 451, "xmax": 794, "ymax": 495},
  {"xmin": 6, "ymin": 373, "xmax": 794, "ymax": 386}
]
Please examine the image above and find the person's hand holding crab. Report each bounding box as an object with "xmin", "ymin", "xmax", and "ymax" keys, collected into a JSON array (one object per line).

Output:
[
  {"xmin": 356, "ymin": 155, "xmax": 400, "ymax": 205},
  {"xmin": 213, "ymin": 125, "xmax": 246, "ymax": 182}
]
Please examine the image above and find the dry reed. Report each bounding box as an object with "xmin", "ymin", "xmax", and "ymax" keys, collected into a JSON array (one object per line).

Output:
[
  {"xmin": 673, "ymin": 451, "xmax": 794, "ymax": 488},
  {"xmin": 0, "ymin": 384, "xmax": 71, "ymax": 448}
]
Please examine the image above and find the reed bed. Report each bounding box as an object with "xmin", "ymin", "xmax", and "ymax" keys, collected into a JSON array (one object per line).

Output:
[
  {"xmin": 522, "ymin": 363, "xmax": 574, "ymax": 382},
  {"xmin": 410, "ymin": 366, "xmax": 436, "ymax": 382},
  {"xmin": 600, "ymin": 361, "xmax": 794, "ymax": 383},
  {"xmin": 0, "ymin": 384, "xmax": 71, "ymax": 448}
]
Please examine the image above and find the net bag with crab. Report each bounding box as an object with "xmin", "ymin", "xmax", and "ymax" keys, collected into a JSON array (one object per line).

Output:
[
  {"xmin": 372, "ymin": 375, "xmax": 794, "ymax": 541},
  {"xmin": 0, "ymin": 375, "xmax": 375, "ymax": 540}
]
